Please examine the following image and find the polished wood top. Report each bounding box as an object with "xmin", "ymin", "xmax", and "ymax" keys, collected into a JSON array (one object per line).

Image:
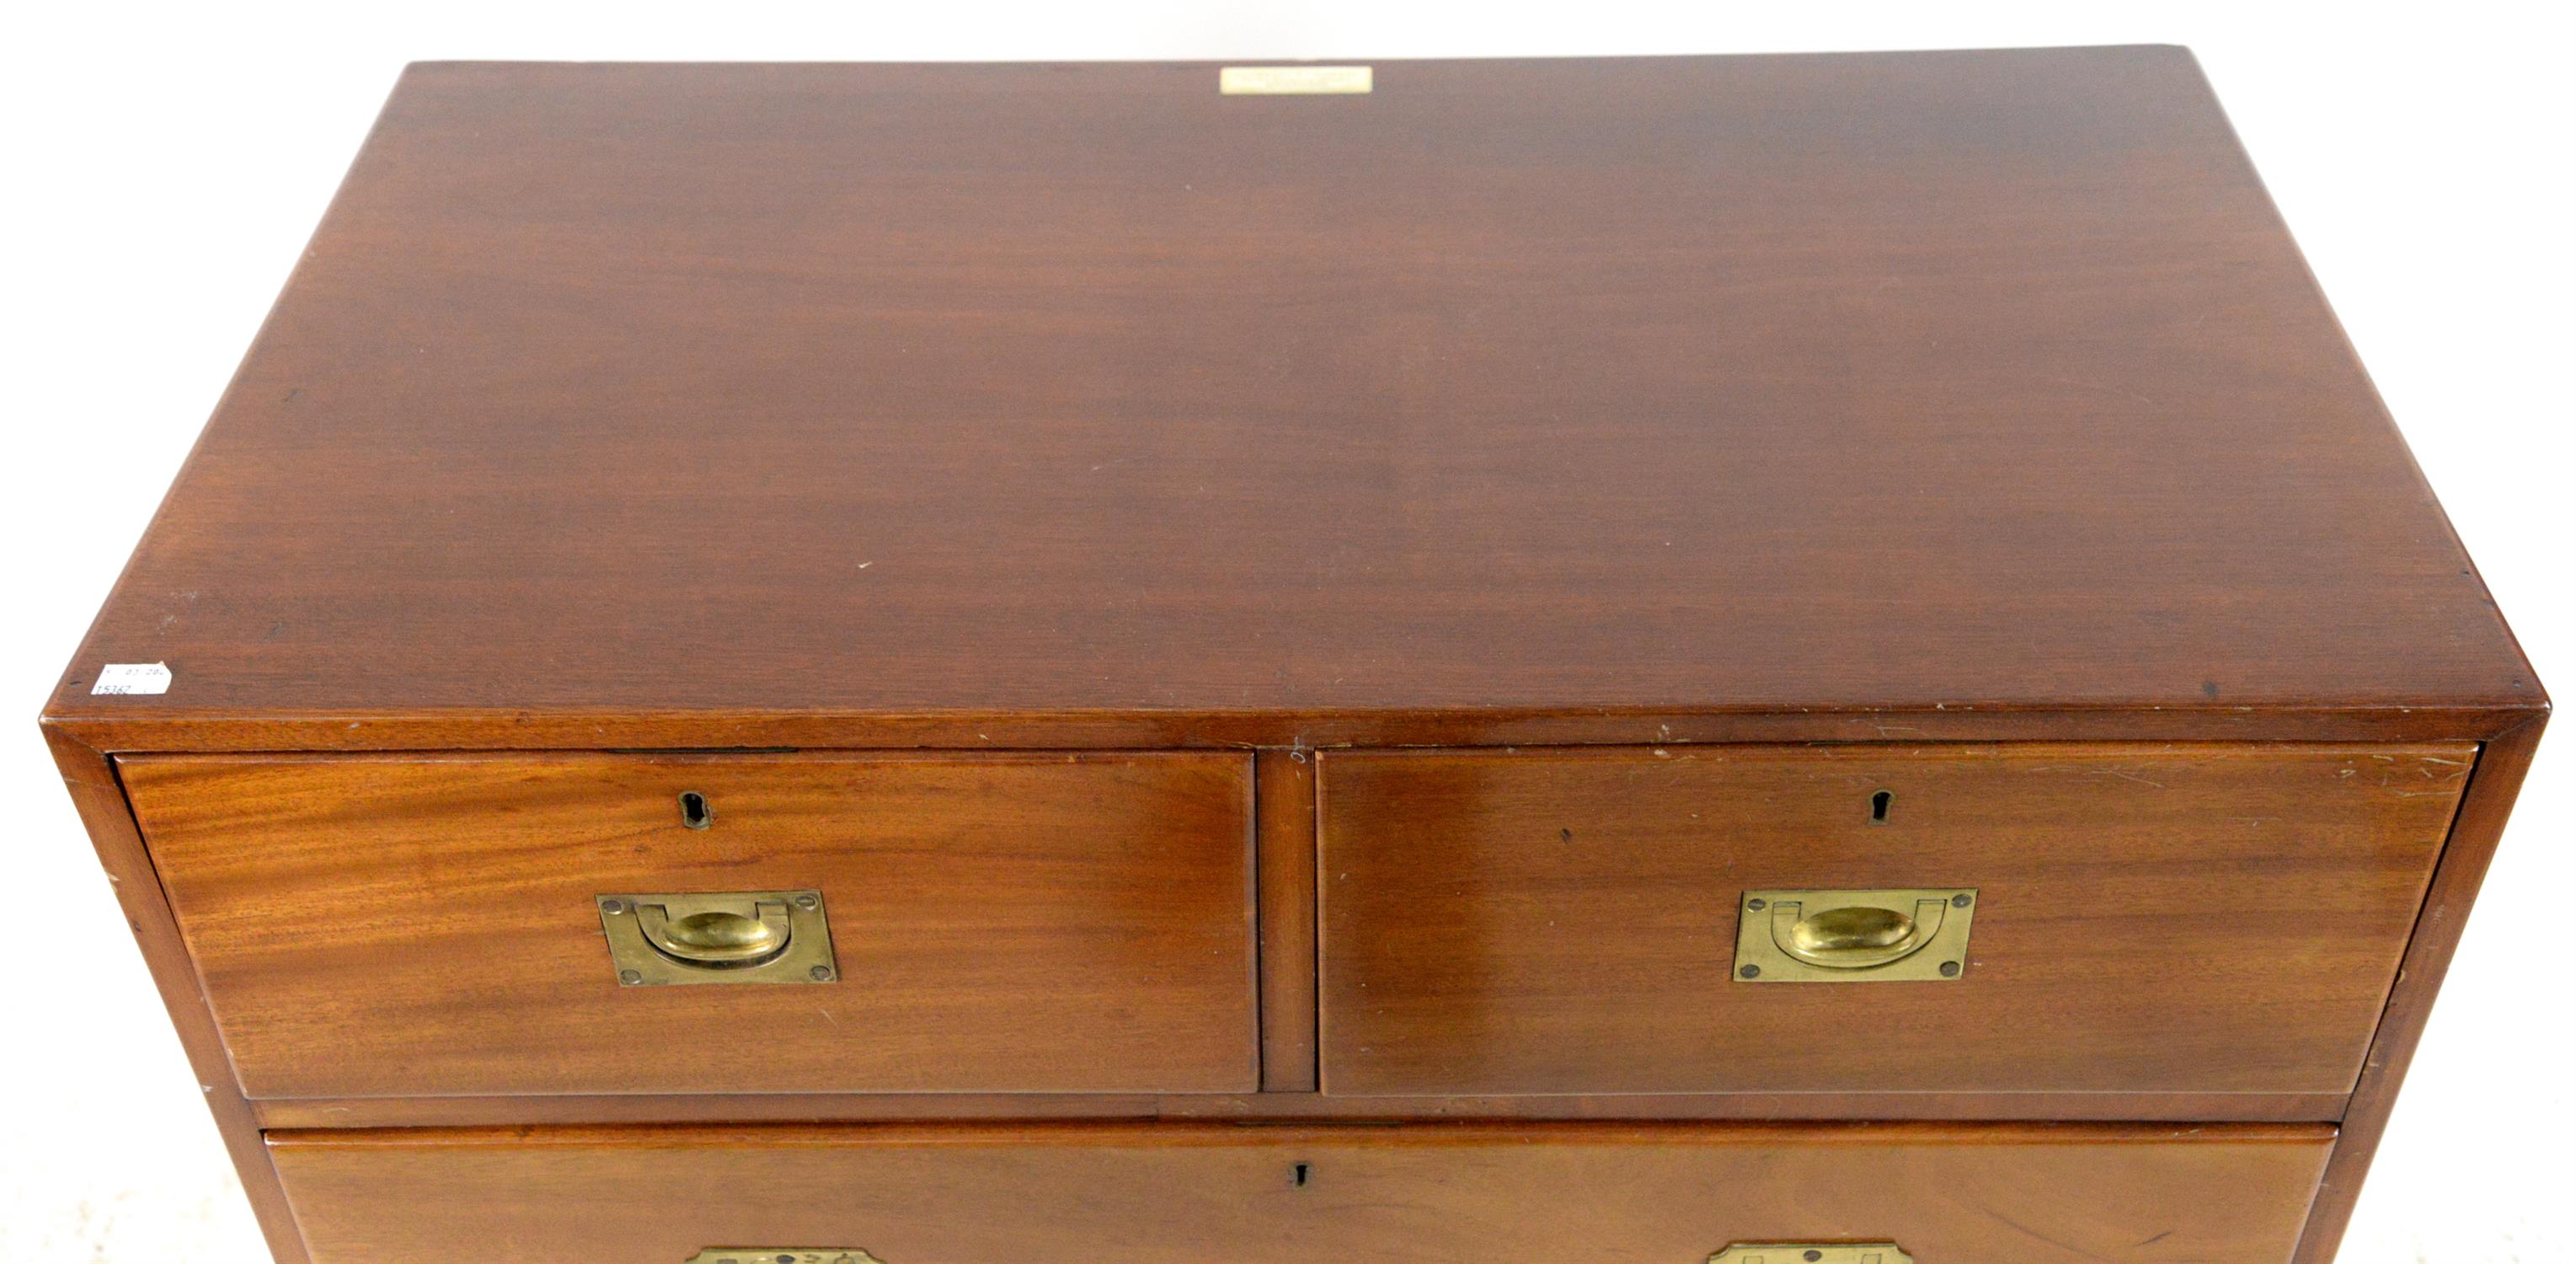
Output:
[{"xmin": 47, "ymin": 49, "xmax": 2540, "ymax": 747}]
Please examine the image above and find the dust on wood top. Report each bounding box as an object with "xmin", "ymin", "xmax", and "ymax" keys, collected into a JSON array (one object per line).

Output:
[{"xmin": 46, "ymin": 49, "xmax": 2541, "ymax": 743}]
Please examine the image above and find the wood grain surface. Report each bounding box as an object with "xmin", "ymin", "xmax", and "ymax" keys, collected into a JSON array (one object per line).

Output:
[
  {"xmin": 122, "ymin": 752, "xmax": 1257, "ymax": 1098},
  {"xmin": 45, "ymin": 49, "xmax": 2537, "ymax": 755},
  {"xmin": 267, "ymin": 1121, "xmax": 2333, "ymax": 1264},
  {"xmin": 249, "ymin": 1087, "xmax": 2354, "ymax": 1131},
  {"xmin": 35, "ymin": 51, "xmax": 2554, "ymax": 1264},
  {"xmin": 41, "ymin": 731, "xmax": 312, "ymax": 1263},
  {"xmin": 1255, "ymin": 750, "xmax": 1319, "ymax": 1091},
  {"xmin": 1320, "ymin": 743, "xmax": 2469, "ymax": 1097},
  {"xmin": 2291, "ymin": 717, "xmax": 2548, "ymax": 1262}
]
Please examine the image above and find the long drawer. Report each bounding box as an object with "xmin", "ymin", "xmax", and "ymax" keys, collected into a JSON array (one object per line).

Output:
[
  {"xmin": 124, "ymin": 752, "xmax": 1258, "ymax": 1098},
  {"xmin": 1319, "ymin": 743, "xmax": 2466, "ymax": 1098},
  {"xmin": 267, "ymin": 1121, "xmax": 2333, "ymax": 1263}
]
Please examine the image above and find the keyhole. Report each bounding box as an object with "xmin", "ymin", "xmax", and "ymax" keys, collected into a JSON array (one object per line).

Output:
[
  {"xmin": 1868, "ymin": 789, "xmax": 1894, "ymax": 824},
  {"xmin": 1291, "ymin": 1162, "xmax": 1312, "ymax": 1188},
  {"xmin": 679, "ymin": 791, "xmax": 713, "ymax": 829}
]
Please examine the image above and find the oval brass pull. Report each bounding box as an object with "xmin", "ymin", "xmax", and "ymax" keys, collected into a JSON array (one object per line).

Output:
[
  {"xmin": 1775, "ymin": 901, "xmax": 1940, "ymax": 969},
  {"xmin": 638, "ymin": 902, "xmax": 794, "ymax": 968},
  {"xmin": 1782, "ymin": 906, "xmax": 1927, "ymax": 962}
]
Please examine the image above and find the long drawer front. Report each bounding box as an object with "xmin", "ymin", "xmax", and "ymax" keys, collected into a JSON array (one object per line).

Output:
[{"xmin": 269, "ymin": 1121, "xmax": 2333, "ymax": 1263}]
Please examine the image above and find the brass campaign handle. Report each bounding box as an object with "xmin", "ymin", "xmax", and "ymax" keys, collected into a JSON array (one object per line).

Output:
[
  {"xmin": 597, "ymin": 891, "xmax": 838, "ymax": 987},
  {"xmin": 1734, "ymin": 888, "xmax": 1976, "ymax": 983}
]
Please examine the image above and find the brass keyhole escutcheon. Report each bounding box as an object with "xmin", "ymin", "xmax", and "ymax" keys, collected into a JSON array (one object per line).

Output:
[{"xmin": 1709, "ymin": 1245, "xmax": 1911, "ymax": 1264}]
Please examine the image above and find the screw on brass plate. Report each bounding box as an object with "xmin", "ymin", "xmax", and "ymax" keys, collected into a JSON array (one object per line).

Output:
[
  {"xmin": 795, "ymin": 893, "xmax": 820, "ymax": 910},
  {"xmin": 810, "ymin": 965, "xmax": 836, "ymax": 982},
  {"xmin": 600, "ymin": 899, "xmax": 626, "ymax": 914},
  {"xmin": 1804, "ymin": 1253, "xmax": 1824, "ymax": 1263},
  {"xmin": 1745, "ymin": 898, "xmax": 1767, "ymax": 911},
  {"xmin": 679, "ymin": 790, "xmax": 714, "ymax": 829},
  {"xmin": 1740, "ymin": 964, "xmax": 1761, "ymax": 978},
  {"xmin": 1952, "ymin": 893, "xmax": 1972, "ymax": 908},
  {"xmin": 1939, "ymin": 961, "xmax": 1961, "ymax": 977},
  {"xmin": 618, "ymin": 969, "xmax": 644, "ymax": 984}
]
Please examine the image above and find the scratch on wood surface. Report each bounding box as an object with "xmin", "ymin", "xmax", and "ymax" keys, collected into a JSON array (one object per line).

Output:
[{"xmin": 2087, "ymin": 768, "xmax": 2167, "ymax": 788}]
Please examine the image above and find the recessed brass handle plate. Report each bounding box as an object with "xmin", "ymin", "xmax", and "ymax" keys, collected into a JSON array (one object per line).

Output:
[
  {"xmin": 686, "ymin": 1252, "xmax": 883, "ymax": 1264},
  {"xmin": 598, "ymin": 891, "xmax": 837, "ymax": 986},
  {"xmin": 1710, "ymin": 1245, "xmax": 1912, "ymax": 1264},
  {"xmin": 1732, "ymin": 888, "xmax": 1975, "ymax": 983}
]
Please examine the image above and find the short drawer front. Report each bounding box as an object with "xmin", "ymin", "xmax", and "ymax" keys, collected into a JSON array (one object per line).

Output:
[
  {"xmin": 269, "ymin": 1121, "xmax": 2331, "ymax": 1263},
  {"xmin": 1319, "ymin": 743, "xmax": 2467, "ymax": 1098},
  {"xmin": 125, "ymin": 753, "xmax": 1257, "ymax": 1098}
]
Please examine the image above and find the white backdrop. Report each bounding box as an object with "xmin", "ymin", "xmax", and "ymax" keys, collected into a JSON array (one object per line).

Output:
[{"xmin": 4, "ymin": 3, "xmax": 2568, "ymax": 1260}]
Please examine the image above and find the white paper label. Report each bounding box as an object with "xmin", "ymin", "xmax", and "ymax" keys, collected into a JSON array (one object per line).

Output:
[
  {"xmin": 1219, "ymin": 66, "xmax": 1373, "ymax": 95},
  {"xmin": 92, "ymin": 662, "xmax": 174, "ymax": 696}
]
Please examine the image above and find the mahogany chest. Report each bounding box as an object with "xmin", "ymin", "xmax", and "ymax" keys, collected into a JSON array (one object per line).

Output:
[{"xmin": 45, "ymin": 48, "xmax": 2545, "ymax": 1264}]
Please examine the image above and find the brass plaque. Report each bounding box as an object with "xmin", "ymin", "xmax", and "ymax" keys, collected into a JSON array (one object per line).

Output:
[
  {"xmin": 687, "ymin": 1253, "xmax": 883, "ymax": 1264},
  {"xmin": 1731, "ymin": 888, "xmax": 1975, "ymax": 983},
  {"xmin": 1710, "ymin": 1246, "xmax": 1912, "ymax": 1264},
  {"xmin": 597, "ymin": 890, "xmax": 837, "ymax": 986},
  {"xmin": 1219, "ymin": 65, "xmax": 1373, "ymax": 95}
]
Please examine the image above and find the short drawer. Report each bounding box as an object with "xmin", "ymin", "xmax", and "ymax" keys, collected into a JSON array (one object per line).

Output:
[
  {"xmin": 1319, "ymin": 743, "xmax": 2466, "ymax": 1098},
  {"xmin": 124, "ymin": 752, "xmax": 1256, "ymax": 1098},
  {"xmin": 269, "ymin": 1120, "xmax": 2331, "ymax": 1263}
]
